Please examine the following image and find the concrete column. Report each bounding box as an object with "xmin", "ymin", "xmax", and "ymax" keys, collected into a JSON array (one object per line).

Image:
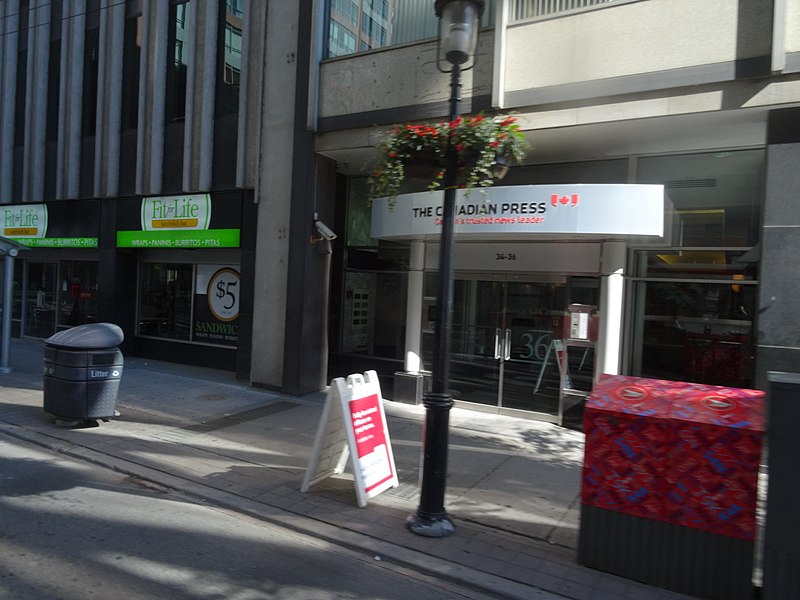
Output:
[
  {"xmin": 0, "ymin": 1, "xmax": 20, "ymax": 202},
  {"xmin": 93, "ymin": 0, "xmax": 125, "ymax": 198},
  {"xmin": 136, "ymin": 0, "xmax": 168, "ymax": 195},
  {"xmin": 183, "ymin": 0, "xmax": 219, "ymax": 192},
  {"xmin": 56, "ymin": 0, "xmax": 86, "ymax": 199},
  {"xmin": 22, "ymin": 0, "xmax": 51, "ymax": 202},
  {"xmin": 595, "ymin": 241, "xmax": 626, "ymax": 381},
  {"xmin": 404, "ymin": 241, "xmax": 424, "ymax": 373},
  {"xmin": 755, "ymin": 107, "xmax": 800, "ymax": 389},
  {"xmin": 249, "ymin": 0, "xmax": 300, "ymax": 388}
]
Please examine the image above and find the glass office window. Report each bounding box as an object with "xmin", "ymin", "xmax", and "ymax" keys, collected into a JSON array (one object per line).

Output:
[
  {"xmin": 82, "ymin": 26, "xmax": 100, "ymax": 136},
  {"xmin": 325, "ymin": 0, "xmax": 494, "ymax": 59},
  {"xmin": 166, "ymin": 1, "xmax": 193, "ymax": 122},
  {"xmin": 121, "ymin": 8, "xmax": 142, "ymax": 131},
  {"xmin": 218, "ymin": 0, "xmax": 243, "ymax": 115},
  {"xmin": 46, "ymin": 1, "xmax": 62, "ymax": 142}
]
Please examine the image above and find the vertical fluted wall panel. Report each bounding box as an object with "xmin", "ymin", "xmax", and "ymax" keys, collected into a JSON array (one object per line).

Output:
[
  {"xmin": 235, "ymin": 0, "xmax": 265, "ymax": 189},
  {"xmin": 56, "ymin": 0, "xmax": 86, "ymax": 199},
  {"xmin": 93, "ymin": 0, "xmax": 125, "ymax": 198},
  {"xmin": 0, "ymin": 0, "xmax": 20, "ymax": 203},
  {"xmin": 183, "ymin": 0, "xmax": 219, "ymax": 192},
  {"xmin": 23, "ymin": 0, "xmax": 51, "ymax": 202},
  {"xmin": 136, "ymin": 1, "xmax": 168, "ymax": 195}
]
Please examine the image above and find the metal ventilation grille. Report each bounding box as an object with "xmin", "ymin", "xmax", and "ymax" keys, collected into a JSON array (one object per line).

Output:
[{"xmin": 665, "ymin": 178, "xmax": 718, "ymax": 189}]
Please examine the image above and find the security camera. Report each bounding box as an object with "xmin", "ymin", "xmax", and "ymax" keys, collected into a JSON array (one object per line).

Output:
[{"xmin": 314, "ymin": 220, "xmax": 337, "ymax": 241}]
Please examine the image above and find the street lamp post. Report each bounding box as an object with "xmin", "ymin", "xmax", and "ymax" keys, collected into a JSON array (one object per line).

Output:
[{"xmin": 406, "ymin": 0, "xmax": 485, "ymax": 539}]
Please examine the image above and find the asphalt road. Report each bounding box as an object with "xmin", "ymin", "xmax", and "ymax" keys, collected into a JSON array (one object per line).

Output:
[{"xmin": 0, "ymin": 432, "xmax": 501, "ymax": 600}]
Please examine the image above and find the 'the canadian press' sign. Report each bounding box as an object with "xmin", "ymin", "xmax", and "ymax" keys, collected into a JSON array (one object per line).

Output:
[
  {"xmin": 370, "ymin": 184, "xmax": 664, "ymax": 240},
  {"xmin": 301, "ymin": 371, "xmax": 398, "ymax": 507}
]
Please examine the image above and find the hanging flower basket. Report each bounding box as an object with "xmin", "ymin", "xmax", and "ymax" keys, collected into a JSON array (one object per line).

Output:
[
  {"xmin": 368, "ymin": 114, "xmax": 528, "ymax": 206},
  {"xmin": 403, "ymin": 150, "xmax": 443, "ymax": 181}
]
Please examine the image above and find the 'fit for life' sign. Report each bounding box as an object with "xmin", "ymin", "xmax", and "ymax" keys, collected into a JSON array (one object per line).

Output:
[{"xmin": 301, "ymin": 371, "xmax": 398, "ymax": 507}]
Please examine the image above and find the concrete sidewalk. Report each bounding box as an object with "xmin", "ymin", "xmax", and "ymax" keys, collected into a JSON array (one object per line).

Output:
[{"xmin": 0, "ymin": 338, "xmax": 694, "ymax": 600}]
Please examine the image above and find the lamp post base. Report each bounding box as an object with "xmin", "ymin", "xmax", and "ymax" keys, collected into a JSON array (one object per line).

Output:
[{"xmin": 405, "ymin": 512, "xmax": 455, "ymax": 538}]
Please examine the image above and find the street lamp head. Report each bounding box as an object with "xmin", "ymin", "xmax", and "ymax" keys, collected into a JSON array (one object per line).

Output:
[{"xmin": 435, "ymin": 0, "xmax": 485, "ymax": 69}]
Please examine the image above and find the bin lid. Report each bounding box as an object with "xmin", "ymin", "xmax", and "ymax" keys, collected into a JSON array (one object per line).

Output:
[{"xmin": 45, "ymin": 322, "xmax": 124, "ymax": 349}]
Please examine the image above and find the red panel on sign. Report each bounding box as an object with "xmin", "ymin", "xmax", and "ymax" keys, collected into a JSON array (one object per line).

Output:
[{"xmin": 349, "ymin": 394, "xmax": 395, "ymax": 494}]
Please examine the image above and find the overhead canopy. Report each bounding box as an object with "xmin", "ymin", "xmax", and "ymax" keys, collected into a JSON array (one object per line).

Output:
[{"xmin": 0, "ymin": 236, "xmax": 29, "ymax": 256}]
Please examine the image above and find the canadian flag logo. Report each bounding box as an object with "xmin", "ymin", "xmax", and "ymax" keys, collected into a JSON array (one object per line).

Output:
[{"xmin": 551, "ymin": 194, "xmax": 579, "ymax": 207}]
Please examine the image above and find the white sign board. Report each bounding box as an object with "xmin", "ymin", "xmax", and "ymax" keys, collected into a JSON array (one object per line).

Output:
[
  {"xmin": 301, "ymin": 371, "xmax": 398, "ymax": 507},
  {"xmin": 371, "ymin": 184, "xmax": 664, "ymax": 241}
]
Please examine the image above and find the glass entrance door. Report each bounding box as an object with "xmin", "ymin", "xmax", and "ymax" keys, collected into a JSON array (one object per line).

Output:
[{"xmin": 445, "ymin": 274, "xmax": 597, "ymax": 422}]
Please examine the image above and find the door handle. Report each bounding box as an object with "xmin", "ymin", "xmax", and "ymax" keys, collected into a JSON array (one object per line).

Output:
[
  {"xmin": 504, "ymin": 329, "xmax": 511, "ymax": 360},
  {"xmin": 494, "ymin": 328, "xmax": 501, "ymax": 360}
]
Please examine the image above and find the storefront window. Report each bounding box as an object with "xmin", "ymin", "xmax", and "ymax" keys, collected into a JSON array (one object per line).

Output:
[
  {"xmin": 138, "ymin": 262, "xmax": 193, "ymax": 341},
  {"xmin": 137, "ymin": 262, "xmax": 240, "ymax": 347},
  {"xmin": 59, "ymin": 261, "xmax": 99, "ymax": 328},
  {"xmin": 630, "ymin": 150, "xmax": 763, "ymax": 388},
  {"xmin": 25, "ymin": 262, "xmax": 57, "ymax": 338},
  {"xmin": 11, "ymin": 260, "xmax": 98, "ymax": 339},
  {"xmin": 633, "ymin": 272, "xmax": 757, "ymax": 388}
]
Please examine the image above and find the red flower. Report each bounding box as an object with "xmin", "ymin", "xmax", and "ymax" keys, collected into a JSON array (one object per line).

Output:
[{"xmin": 455, "ymin": 144, "xmax": 464, "ymax": 152}]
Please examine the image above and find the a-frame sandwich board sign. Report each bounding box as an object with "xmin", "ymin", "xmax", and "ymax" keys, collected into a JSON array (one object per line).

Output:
[{"xmin": 300, "ymin": 370, "xmax": 398, "ymax": 507}]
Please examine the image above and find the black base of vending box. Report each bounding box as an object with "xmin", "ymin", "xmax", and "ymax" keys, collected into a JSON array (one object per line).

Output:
[{"xmin": 578, "ymin": 504, "xmax": 755, "ymax": 600}]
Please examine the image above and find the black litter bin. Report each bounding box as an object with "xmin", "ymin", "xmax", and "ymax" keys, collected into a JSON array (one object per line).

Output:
[{"xmin": 43, "ymin": 322, "xmax": 124, "ymax": 424}]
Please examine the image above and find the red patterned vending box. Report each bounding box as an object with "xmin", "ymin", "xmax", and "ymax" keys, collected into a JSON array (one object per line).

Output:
[
  {"xmin": 666, "ymin": 383, "xmax": 765, "ymax": 540},
  {"xmin": 580, "ymin": 375, "xmax": 764, "ymax": 600},
  {"xmin": 581, "ymin": 374, "xmax": 674, "ymax": 522}
]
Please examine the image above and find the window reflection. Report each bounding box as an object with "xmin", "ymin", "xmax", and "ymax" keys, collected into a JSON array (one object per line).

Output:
[
  {"xmin": 637, "ymin": 150, "xmax": 763, "ymax": 247},
  {"xmin": 121, "ymin": 10, "xmax": 142, "ymax": 131},
  {"xmin": 166, "ymin": 1, "xmax": 192, "ymax": 122},
  {"xmin": 325, "ymin": 0, "xmax": 494, "ymax": 59},
  {"xmin": 219, "ymin": 0, "xmax": 243, "ymax": 115}
]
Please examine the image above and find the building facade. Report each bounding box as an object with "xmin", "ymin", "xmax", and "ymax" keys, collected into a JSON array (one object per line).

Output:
[
  {"xmin": 0, "ymin": 0, "xmax": 334, "ymax": 395},
  {"xmin": 316, "ymin": 0, "xmax": 800, "ymax": 422},
  {"xmin": 1, "ymin": 0, "xmax": 799, "ymax": 421}
]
